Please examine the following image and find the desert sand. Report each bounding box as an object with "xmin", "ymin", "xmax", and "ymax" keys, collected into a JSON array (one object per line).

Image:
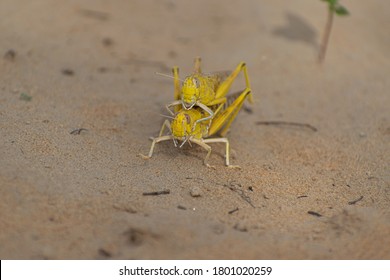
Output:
[{"xmin": 1, "ymin": 0, "xmax": 389, "ymax": 259}]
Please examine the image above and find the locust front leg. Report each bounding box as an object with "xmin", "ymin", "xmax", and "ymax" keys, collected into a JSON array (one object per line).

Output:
[
  {"xmin": 191, "ymin": 102, "xmax": 213, "ymax": 131},
  {"xmin": 191, "ymin": 97, "xmax": 227, "ymax": 132},
  {"xmin": 166, "ymin": 100, "xmax": 181, "ymax": 116},
  {"xmin": 167, "ymin": 100, "xmax": 223, "ymax": 133}
]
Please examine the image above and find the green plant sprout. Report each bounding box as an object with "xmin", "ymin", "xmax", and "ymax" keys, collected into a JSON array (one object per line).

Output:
[
  {"xmin": 20, "ymin": 92, "xmax": 32, "ymax": 101},
  {"xmin": 319, "ymin": 0, "xmax": 349, "ymax": 63}
]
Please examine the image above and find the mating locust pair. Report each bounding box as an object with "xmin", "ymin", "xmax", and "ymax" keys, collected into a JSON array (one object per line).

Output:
[{"xmin": 141, "ymin": 57, "xmax": 253, "ymax": 168}]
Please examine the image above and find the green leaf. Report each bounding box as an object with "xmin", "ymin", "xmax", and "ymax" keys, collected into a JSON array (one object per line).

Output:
[
  {"xmin": 20, "ymin": 92, "xmax": 32, "ymax": 101},
  {"xmin": 334, "ymin": 5, "xmax": 349, "ymax": 16},
  {"xmin": 321, "ymin": 0, "xmax": 338, "ymax": 10},
  {"xmin": 323, "ymin": 0, "xmax": 337, "ymax": 6}
]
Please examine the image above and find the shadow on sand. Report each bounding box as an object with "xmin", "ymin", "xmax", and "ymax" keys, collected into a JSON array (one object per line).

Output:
[{"xmin": 272, "ymin": 12, "xmax": 319, "ymax": 51}]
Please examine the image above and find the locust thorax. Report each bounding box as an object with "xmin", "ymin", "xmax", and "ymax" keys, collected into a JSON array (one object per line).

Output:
[{"xmin": 181, "ymin": 76, "xmax": 200, "ymax": 109}]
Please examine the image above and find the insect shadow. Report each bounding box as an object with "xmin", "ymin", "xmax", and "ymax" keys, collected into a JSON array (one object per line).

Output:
[{"xmin": 272, "ymin": 12, "xmax": 319, "ymax": 51}]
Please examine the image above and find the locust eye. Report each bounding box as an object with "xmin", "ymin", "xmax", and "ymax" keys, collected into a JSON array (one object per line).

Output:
[
  {"xmin": 184, "ymin": 114, "xmax": 191, "ymax": 124},
  {"xmin": 192, "ymin": 78, "xmax": 199, "ymax": 88}
]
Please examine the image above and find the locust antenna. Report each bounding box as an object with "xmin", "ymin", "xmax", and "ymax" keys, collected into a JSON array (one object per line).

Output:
[
  {"xmin": 159, "ymin": 114, "xmax": 174, "ymax": 119},
  {"xmin": 155, "ymin": 72, "xmax": 184, "ymax": 82}
]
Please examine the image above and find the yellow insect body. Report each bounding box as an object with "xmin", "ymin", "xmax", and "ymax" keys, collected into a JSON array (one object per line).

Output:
[
  {"xmin": 141, "ymin": 59, "xmax": 253, "ymax": 167},
  {"xmin": 171, "ymin": 109, "xmax": 208, "ymax": 140},
  {"xmin": 142, "ymin": 88, "xmax": 252, "ymax": 168},
  {"xmin": 181, "ymin": 73, "xmax": 222, "ymax": 109},
  {"xmin": 168, "ymin": 58, "xmax": 252, "ymax": 131}
]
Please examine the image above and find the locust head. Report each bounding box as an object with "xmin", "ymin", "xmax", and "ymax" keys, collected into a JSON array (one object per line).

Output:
[
  {"xmin": 171, "ymin": 111, "xmax": 192, "ymax": 147},
  {"xmin": 181, "ymin": 76, "xmax": 200, "ymax": 109}
]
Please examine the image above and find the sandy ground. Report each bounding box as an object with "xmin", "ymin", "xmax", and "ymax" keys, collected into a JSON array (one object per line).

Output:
[{"xmin": 0, "ymin": 0, "xmax": 389, "ymax": 259}]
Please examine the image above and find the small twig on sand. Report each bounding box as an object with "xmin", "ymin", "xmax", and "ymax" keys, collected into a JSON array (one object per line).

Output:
[
  {"xmin": 70, "ymin": 128, "xmax": 88, "ymax": 135},
  {"xmin": 307, "ymin": 211, "xmax": 322, "ymax": 217},
  {"xmin": 348, "ymin": 196, "xmax": 363, "ymax": 205},
  {"xmin": 142, "ymin": 189, "xmax": 170, "ymax": 196},
  {"xmin": 223, "ymin": 181, "xmax": 255, "ymax": 208},
  {"xmin": 256, "ymin": 121, "xmax": 318, "ymax": 132},
  {"xmin": 228, "ymin": 207, "xmax": 239, "ymax": 214}
]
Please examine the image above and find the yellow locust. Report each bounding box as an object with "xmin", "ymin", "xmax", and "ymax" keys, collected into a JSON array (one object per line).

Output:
[
  {"xmin": 141, "ymin": 88, "xmax": 252, "ymax": 168},
  {"xmin": 166, "ymin": 57, "xmax": 253, "ymax": 130}
]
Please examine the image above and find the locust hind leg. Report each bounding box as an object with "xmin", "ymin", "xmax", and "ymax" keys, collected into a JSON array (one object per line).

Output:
[
  {"xmin": 139, "ymin": 120, "xmax": 173, "ymax": 159},
  {"xmin": 193, "ymin": 57, "xmax": 202, "ymax": 74},
  {"xmin": 190, "ymin": 138, "xmax": 215, "ymax": 169},
  {"xmin": 208, "ymin": 88, "xmax": 252, "ymax": 137},
  {"xmin": 139, "ymin": 135, "xmax": 173, "ymax": 160},
  {"xmin": 218, "ymin": 88, "xmax": 251, "ymax": 137},
  {"xmin": 158, "ymin": 119, "xmax": 172, "ymax": 137},
  {"xmin": 172, "ymin": 66, "xmax": 182, "ymax": 113},
  {"xmin": 215, "ymin": 62, "xmax": 253, "ymax": 103},
  {"xmin": 193, "ymin": 61, "xmax": 253, "ymax": 123}
]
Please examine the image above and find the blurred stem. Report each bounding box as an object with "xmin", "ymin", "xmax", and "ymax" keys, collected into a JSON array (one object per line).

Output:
[{"xmin": 319, "ymin": 7, "xmax": 334, "ymax": 63}]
